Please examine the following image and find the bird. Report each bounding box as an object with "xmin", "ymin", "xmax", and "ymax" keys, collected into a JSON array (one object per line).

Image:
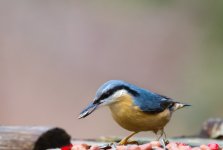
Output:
[{"xmin": 78, "ymin": 80, "xmax": 190, "ymax": 145}]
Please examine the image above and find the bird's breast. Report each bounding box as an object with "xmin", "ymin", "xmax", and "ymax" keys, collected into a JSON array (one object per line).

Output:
[{"xmin": 109, "ymin": 94, "xmax": 171, "ymax": 132}]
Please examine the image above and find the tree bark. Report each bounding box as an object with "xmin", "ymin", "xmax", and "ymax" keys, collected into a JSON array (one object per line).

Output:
[{"xmin": 0, "ymin": 126, "xmax": 52, "ymax": 150}]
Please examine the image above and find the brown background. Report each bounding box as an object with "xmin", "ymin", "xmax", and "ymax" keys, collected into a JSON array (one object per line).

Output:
[{"xmin": 1, "ymin": 1, "xmax": 223, "ymax": 139}]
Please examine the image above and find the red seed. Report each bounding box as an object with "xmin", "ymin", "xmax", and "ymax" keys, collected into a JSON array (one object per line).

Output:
[
  {"xmin": 80, "ymin": 144, "xmax": 91, "ymax": 149},
  {"xmin": 150, "ymin": 141, "xmax": 161, "ymax": 147},
  {"xmin": 208, "ymin": 143, "xmax": 220, "ymax": 150},
  {"xmin": 61, "ymin": 144, "xmax": 73, "ymax": 150},
  {"xmin": 89, "ymin": 145, "xmax": 100, "ymax": 150},
  {"xmin": 72, "ymin": 144, "xmax": 88, "ymax": 150},
  {"xmin": 128, "ymin": 145, "xmax": 141, "ymax": 150},
  {"xmin": 200, "ymin": 144, "xmax": 210, "ymax": 150},
  {"xmin": 140, "ymin": 143, "xmax": 153, "ymax": 150},
  {"xmin": 176, "ymin": 142, "xmax": 188, "ymax": 146},
  {"xmin": 116, "ymin": 145, "xmax": 127, "ymax": 150},
  {"xmin": 166, "ymin": 142, "xmax": 178, "ymax": 149},
  {"xmin": 178, "ymin": 145, "xmax": 192, "ymax": 150},
  {"xmin": 191, "ymin": 147, "xmax": 201, "ymax": 150}
]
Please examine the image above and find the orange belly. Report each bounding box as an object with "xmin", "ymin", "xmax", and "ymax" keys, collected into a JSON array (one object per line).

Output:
[{"xmin": 109, "ymin": 94, "xmax": 171, "ymax": 132}]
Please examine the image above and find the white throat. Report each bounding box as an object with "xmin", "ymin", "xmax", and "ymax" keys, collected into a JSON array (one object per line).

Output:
[{"xmin": 101, "ymin": 89, "xmax": 128, "ymax": 106}]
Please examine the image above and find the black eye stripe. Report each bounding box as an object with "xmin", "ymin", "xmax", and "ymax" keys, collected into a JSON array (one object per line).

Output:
[
  {"xmin": 100, "ymin": 91, "xmax": 112, "ymax": 100},
  {"xmin": 96, "ymin": 85, "xmax": 139, "ymax": 102}
]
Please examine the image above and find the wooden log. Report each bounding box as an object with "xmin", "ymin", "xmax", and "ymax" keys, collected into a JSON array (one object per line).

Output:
[
  {"xmin": 0, "ymin": 126, "xmax": 222, "ymax": 150},
  {"xmin": 0, "ymin": 126, "xmax": 72, "ymax": 150},
  {"xmin": 0, "ymin": 126, "xmax": 52, "ymax": 150}
]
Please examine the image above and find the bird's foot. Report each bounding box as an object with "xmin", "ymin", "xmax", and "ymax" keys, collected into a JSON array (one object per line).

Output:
[
  {"xmin": 99, "ymin": 143, "xmax": 117, "ymax": 149},
  {"xmin": 160, "ymin": 139, "xmax": 169, "ymax": 150},
  {"xmin": 118, "ymin": 139, "xmax": 139, "ymax": 145}
]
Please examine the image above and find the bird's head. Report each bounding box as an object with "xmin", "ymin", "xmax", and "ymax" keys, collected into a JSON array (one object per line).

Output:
[{"xmin": 78, "ymin": 80, "xmax": 139, "ymax": 119}]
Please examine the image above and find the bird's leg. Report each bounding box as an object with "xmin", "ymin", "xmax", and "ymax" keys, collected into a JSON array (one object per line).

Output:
[
  {"xmin": 162, "ymin": 130, "xmax": 167, "ymax": 141},
  {"xmin": 160, "ymin": 139, "xmax": 168, "ymax": 150},
  {"xmin": 118, "ymin": 131, "xmax": 139, "ymax": 145},
  {"xmin": 156, "ymin": 129, "xmax": 169, "ymax": 149},
  {"xmin": 161, "ymin": 129, "xmax": 169, "ymax": 145},
  {"xmin": 156, "ymin": 130, "xmax": 164, "ymax": 141}
]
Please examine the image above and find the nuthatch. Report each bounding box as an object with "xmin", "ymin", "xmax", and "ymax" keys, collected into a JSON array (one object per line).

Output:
[{"xmin": 78, "ymin": 80, "xmax": 190, "ymax": 145}]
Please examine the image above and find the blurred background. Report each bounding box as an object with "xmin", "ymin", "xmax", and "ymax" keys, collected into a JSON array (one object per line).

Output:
[{"xmin": 1, "ymin": 1, "xmax": 223, "ymax": 139}]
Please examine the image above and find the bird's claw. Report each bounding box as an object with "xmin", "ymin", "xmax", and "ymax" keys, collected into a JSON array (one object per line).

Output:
[
  {"xmin": 160, "ymin": 139, "xmax": 169, "ymax": 150},
  {"xmin": 118, "ymin": 140, "xmax": 139, "ymax": 145},
  {"xmin": 99, "ymin": 143, "xmax": 117, "ymax": 149}
]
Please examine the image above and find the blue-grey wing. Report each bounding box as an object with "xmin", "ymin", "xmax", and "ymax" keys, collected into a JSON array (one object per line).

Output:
[{"xmin": 133, "ymin": 90, "xmax": 174, "ymax": 113}]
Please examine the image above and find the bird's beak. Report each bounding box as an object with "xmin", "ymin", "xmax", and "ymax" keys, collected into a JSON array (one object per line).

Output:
[
  {"xmin": 170, "ymin": 102, "xmax": 191, "ymax": 112},
  {"xmin": 78, "ymin": 101, "xmax": 99, "ymax": 119},
  {"xmin": 183, "ymin": 104, "xmax": 191, "ymax": 107}
]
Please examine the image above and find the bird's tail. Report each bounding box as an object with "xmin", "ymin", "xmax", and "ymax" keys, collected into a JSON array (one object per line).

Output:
[{"xmin": 169, "ymin": 102, "xmax": 191, "ymax": 112}]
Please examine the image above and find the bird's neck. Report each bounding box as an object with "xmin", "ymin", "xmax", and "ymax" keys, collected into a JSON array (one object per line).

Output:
[{"xmin": 108, "ymin": 94, "xmax": 134, "ymax": 113}]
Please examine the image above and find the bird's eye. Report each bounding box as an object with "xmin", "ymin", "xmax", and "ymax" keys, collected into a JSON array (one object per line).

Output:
[
  {"xmin": 103, "ymin": 91, "xmax": 110, "ymax": 98},
  {"xmin": 105, "ymin": 91, "xmax": 110, "ymax": 96},
  {"xmin": 100, "ymin": 91, "xmax": 112, "ymax": 100}
]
